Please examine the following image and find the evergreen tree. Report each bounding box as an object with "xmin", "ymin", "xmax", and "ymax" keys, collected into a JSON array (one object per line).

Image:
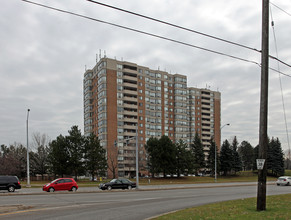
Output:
[
  {"xmin": 267, "ymin": 137, "xmax": 285, "ymax": 176},
  {"xmin": 190, "ymin": 132, "xmax": 205, "ymax": 174},
  {"xmin": 66, "ymin": 126, "xmax": 85, "ymax": 180},
  {"xmin": 220, "ymin": 140, "xmax": 233, "ymax": 175},
  {"xmin": 83, "ymin": 134, "xmax": 107, "ymax": 181},
  {"xmin": 238, "ymin": 141, "xmax": 254, "ymax": 171},
  {"xmin": 159, "ymin": 135, "xmax": 176, "ymax": 177},
  {"xmin": 175, "ymin": 140, "xmax": 193, "ymax": 177},
  {"xmin": 231, "ymin": 136, "xmax": 242, "ymax": 174},
  {"xmin": 145, "ymin": 137, "xmax": 161, "ymax": 177},
  {"xmin": 48, "ymin": 134, "xmax": 70, "ymax": 177},
  {"xmin": 145, "ymin": 136, "xmax": 176, "ymax": 178},
  {"xmin": 207, "ymin": 138, "xmax": 219, "ymax": 176}
]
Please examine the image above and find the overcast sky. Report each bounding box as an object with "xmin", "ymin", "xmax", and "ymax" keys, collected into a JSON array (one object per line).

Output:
[{"xmin": 1, "ymin": 0, "xmax": 291, "ymax": 153}]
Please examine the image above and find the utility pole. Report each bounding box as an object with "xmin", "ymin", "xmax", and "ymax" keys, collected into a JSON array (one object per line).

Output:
[
  {"xmin": 26, "ymin": 109, "xmax": 31, "ymax": 187},
  {"xmin": 257, "ymin": 0, "xmax": 269, "ymax": 211},
  {"xmin": 135, "ymin": 127, "xmax": 139, "ymax": 189}
]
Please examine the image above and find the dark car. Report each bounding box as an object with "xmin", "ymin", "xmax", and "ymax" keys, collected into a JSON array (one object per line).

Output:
[
  {"xmin": 43, "ymin": 178, "xmax": 78, "ymax": 192},
  {"xmin": 0, "ymin": 176, "xmax": 21, "ymax": 192},
  {"xmin": 99, "ymin": 178, "xmax": 136, "ymax": 190}
]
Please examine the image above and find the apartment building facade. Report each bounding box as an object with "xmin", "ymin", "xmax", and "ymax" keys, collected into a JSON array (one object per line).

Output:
[{"xmin": 83, "ymin": 57, "xmax": 221, "ymax": 178}]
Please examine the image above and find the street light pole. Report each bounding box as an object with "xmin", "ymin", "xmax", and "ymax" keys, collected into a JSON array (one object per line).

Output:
[
  {"xmin": 215, "ymin": 123, "xmax": 230, "ymax": 182},
  {"xmin": 26, "ymin": 109, "xmax": 31, "ymax": 187}
]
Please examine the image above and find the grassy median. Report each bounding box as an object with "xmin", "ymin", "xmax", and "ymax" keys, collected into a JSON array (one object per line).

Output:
[
  {"xmin": 153, "ymin": 193, "xmax": 291, "ymax": 220},
  {"xmin": 27, "ymin": 170, "xmax": 291, "ymax": 187}
]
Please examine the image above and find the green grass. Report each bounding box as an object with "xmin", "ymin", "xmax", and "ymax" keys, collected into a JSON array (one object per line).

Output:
[
  {"xmin": 153, "ymin": 194, "xmax": 291, "ymax": 220},
  {"xmin": 25, "ymin": 170, "xmax": 290, "ymax": 187},
  {"xmin": 137, "ymin": 172, "xmax": 277, "ymax": 185},
  {"xmin": 284, "ymin": 169, "xmax": 291, "ymax": 176}
]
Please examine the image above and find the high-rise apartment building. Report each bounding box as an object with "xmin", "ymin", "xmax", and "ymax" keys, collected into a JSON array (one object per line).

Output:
[{"xmin": 83, "ymin": 57, "xmax": 221, "ymax": 178}]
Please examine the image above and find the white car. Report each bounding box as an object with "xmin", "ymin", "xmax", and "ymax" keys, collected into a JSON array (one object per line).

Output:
[{"xmin": 276, "ymin": 176, "xmax": 291, "ymax": 186}]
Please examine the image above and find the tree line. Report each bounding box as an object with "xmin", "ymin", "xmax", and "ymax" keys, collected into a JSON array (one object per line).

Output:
[
  {"xmin": 145, "ymin": 133, "xmax": 287, "ymax": 177},
  {"xmin": 0, "ymin": 126, "xmax": 107, "ymax": 181},
  {"xmin": 0, "ymin": 126, "xmax": 289, "ymax": 180}
]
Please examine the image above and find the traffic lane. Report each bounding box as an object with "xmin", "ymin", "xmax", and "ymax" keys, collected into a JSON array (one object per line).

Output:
[
  {"xmin": 0, "ymin": 181, "xmax": 276, "ymax": 195},
  {"xmin": 0, "ymin": 184, "xmax": 290, "ymax": 220},
  {"xmin": 0, "ymin": 186, "xmax": 100, "ymax": 195}
]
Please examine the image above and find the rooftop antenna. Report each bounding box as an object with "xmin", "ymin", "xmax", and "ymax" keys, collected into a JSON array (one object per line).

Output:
[
  {"xmin": 104, "ymin": 50, "xmax": 106, "ymax": 58},
  {"xmin": 96, "ymin": 54, "xmax": 98, "ymax": 63},
  {"xmin": 99, "ymin": 49, "xmax": 101, "ymax": 59}
]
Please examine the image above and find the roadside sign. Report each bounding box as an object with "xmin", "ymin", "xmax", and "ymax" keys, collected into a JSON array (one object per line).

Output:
[{"xmin": 256, "ymin": 159, "xmax": 265, "ymax": 170}]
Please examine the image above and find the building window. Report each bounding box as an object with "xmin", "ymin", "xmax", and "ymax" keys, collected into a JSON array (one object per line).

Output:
[{"xmin": 117, "ymin": 71, "xmax": 123, "ymax": 77}]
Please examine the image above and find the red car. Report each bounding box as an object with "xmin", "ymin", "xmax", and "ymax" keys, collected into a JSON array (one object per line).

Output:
[{"xmin": 43, "ymin": 178, "xmax": 78, "ymax": 192}]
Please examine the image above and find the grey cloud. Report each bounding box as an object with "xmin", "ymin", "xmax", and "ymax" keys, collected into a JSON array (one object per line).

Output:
[{"xmin": 1, "ymin": 0, "xmax": 291, "ymax": 152}]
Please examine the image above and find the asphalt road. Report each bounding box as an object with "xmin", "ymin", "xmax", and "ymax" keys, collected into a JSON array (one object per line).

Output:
[{"xmin": 0, "ymin": 183, "xmax": 290, "ymax": 220}]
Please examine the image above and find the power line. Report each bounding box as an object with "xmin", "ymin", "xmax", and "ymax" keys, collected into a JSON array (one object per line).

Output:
[
  {"xmin": 21, "ymin": 0, "xmax": 291, "ymax": 78},
  {"xmin": 86, "ymin": 0, "xmax": 261, "ymax": 53},
  {"xmin": 269, "ymin": 67, "xmax": 291, "ymax": 78},
  {"xmin": 270, "ymin": 2, "xmax": 291, "ymax": 17},
  {"xmin": 269, "ymin": 55, "xmax": 291, "ymax": 68},
  {"xmin": 21, "ymin": 0, "xmax": 260, "ymax": 65},
  {"xmin": 270, "ymin": 5, "xmax": 290, "ymax": 156},
  {"xmin": 87, "ymin": 0, "xmax": 291, "ymax": 70}
]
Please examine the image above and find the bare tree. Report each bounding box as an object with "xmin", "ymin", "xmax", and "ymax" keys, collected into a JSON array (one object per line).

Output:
[
  {"xmin": 0, "ymin": 143, "xmax": 27, "ymax": 178},
  {"xmin": 32, "ymin": 132, "xmax": 50, "ymax": 151},
  {"xmin": 107, "ymin": 149, "xmax": 118, "ymax": 179},
  {"xmin": 30, "ymin": 133, "xmax": 50, "ymax": 180}
]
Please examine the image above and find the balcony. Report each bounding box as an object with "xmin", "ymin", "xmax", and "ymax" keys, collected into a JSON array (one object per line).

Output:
[
  {"xmin": 124, "ymin": 131, "xmax": 137, "ymax": 136},
  {"xmin": 123, "ymin": 96, "xmax": 137, "ymax": 102},
  {"xmin": 123, "ymin": 117, "xmax": 137, "ymax": 123},
  {"xmin": 202, "ymin": 141, "xmax": 211, "ymax": 146},
  {"xmin": 201, "ymin": 115, "xmax": 211, "ymax": 120},
  {"xmin": 124, "ymin": 124, "xmax": 137, "ymax": 130},
  {"xmin": 202, "ymin": 124, "xmax": 210, "ymax": 129},
  {"xmin": 123, "ymin": 89, "xmax": 137, "ymax": 96},
  {"xmin": 123, "ymin": 82, "xmax": 137, "ymax": 89},
  {"xmin": 124, "ymin": 103, "xmax": 138, "ymax": 110},
  {"xmin": 123, "ymin": 75, "xmax": 137, "ymax": 82},
  {"xmin": 120, "ymin": 167, "xmax": 136, "ymax": 171},
  {"xmin": 123, "ymin": 160, "xmax": 136, "ymax": 165},
  {"xmin": 202, "ymin": 130, "xmax": 211, "ymax": 135},
  {"xmin": 201, "ymin": 104, "xmax": 210, "ymax": 109}
]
